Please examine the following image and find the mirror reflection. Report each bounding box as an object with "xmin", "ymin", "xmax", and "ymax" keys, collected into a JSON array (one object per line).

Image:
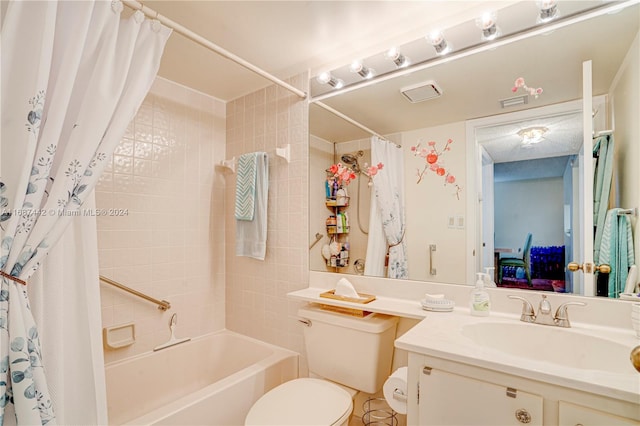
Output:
[{"xmin": 309, "ymin": 3, "xmax": 639, "ymax": 298}]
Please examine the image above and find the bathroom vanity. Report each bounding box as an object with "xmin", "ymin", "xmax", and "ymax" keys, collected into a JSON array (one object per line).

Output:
[
  {"xmin": 395, "ymin": 312, "xmax": 640, "ymax": 426},
  {"xmin": 290, "ymin": 275, "xmax": 640, "ymax": 425}
]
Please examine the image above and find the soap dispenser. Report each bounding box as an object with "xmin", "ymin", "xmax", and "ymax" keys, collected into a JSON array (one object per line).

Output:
[
  {"xmin": 483, "ymin": 267, "xmax": 497, "ymax": 287},
  {"xmin": 470, "ymin": 273, "xmax": 491, "ymax": 316}
]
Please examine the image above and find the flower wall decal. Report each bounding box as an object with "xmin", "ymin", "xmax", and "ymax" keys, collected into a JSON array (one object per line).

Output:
[
  {"xmin": 328, "ymin": 163, "xmax": 357, "ymax": 186},
  {"xmin": 328, "ymin": 162, "xmax": 383, "ymax": 187},
  {"xmin": 512, "ymin": 77, "xmax": 543, "ymax": 98},
  {"xmin": 411, "ymin": 138, "xmax": 462, "ymax": 199}
]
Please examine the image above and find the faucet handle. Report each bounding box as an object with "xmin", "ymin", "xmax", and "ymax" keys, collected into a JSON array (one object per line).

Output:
[
  {"xmin": 554, "ymin": 301, "xmax": 587, "ymax": 328},
  {"xmin": 538, "ymin": 294, "xmax": 552, "ymax": 315},
  {"xmin": 508, "ymin": 295, "xmax": 535, "ymax": 323}
]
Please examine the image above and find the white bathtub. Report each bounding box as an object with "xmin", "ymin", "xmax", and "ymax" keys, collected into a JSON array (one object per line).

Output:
[{"xmin": 105, "ymin": 330, "xmax": 299, "ymax": 425}]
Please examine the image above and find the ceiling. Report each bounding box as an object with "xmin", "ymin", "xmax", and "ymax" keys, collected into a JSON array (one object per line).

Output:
[{"xmin": 144, "ymin": 0, "xmax": 518, "ymax": 101}]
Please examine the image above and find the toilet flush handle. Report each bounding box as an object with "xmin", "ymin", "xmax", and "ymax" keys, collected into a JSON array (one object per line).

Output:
[
  {"xmin": 298, "ymin": 318, "xmax": 312, "ymax": 327},
  {"xmin": 393, "ymin": 389, "xmax": 407, "ymax": 402}
]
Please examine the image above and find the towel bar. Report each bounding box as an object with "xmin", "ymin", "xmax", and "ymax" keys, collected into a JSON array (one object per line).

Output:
[{"xmin": 217, "ymin": 145, "xmax": 290, "ymax": 173}]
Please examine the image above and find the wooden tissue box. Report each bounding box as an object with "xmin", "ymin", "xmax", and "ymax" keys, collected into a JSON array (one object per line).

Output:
[
  {"xmin": 319, "ymin": 289, "xmax": 376, "ymax": 304},
  {"xmin": 319, "ymin": 290, "xmax": 376, "ymax": 317}
]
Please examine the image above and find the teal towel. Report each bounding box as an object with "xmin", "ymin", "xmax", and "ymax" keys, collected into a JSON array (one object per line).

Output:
[
  {"xmin": 593, "ymin": 135, "xmax": 614, "ymax": 259},
  {"xmin": 235, "ymin": 153, "xmax": 259, "ymax": 221},
  {"xmin": 236, "ymin": 153, "xmax": 269, "ymax": 260},
  {"xmin": 597, "ymin": 208, "xmax": 635, "ymax": 298}
]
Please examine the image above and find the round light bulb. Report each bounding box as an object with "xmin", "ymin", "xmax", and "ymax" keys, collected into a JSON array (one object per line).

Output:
[
  {"xmin": 478, "ymin": 12, "xmax": 496, "ymax": 29},
  {"xmin": 385, "ymin": 47, "xmax": 399, "ymax": 61},
  {"xmin": 427, "ymin": 30, "xmax": 444, "ymax": 45},
  {"xmin": 349, "ymin": 60, "xmax": 363, "ymax": 73},
  {"xmin": 316, "ymin": 72, "xmax": 332, "ymax": 84}
]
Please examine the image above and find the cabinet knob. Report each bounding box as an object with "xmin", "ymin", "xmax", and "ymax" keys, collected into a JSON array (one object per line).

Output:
[{"xmin": 515, "ymin": 408, "xmax": 532, "ymax": 424}]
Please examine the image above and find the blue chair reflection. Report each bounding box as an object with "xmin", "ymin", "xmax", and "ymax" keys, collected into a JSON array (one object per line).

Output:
[{"xmin": 498, "ymin": 233, "xmax": 533, "ymax": 286}]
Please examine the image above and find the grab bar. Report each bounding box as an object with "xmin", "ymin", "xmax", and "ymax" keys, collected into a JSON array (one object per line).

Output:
[
  {"xmin": 99, "ymin": 275, "xmax": 171, "ymax": 311},
  {"xmin": 429, "ymin": 244, "xmax": 437, "ymax": 275},
  {"xmin": 309, "ymin": 232, "xmax": 323, "ymax": 250}
]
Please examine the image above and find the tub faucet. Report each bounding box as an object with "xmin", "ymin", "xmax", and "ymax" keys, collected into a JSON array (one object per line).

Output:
[{"xmin": 508, "ymin": 294, "xmax": 586, "ymax": 328}]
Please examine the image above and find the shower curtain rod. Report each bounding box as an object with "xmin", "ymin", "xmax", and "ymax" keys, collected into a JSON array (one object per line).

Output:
[
  {"xmin": 314, "ymin": 101, "xmax": 401, "ymax": 148},
  {"xmin": 122, "ymin": 0, "xmax": 307, "ymax": 99}
]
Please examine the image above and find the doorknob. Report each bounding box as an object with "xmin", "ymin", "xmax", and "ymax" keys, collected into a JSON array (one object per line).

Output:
[{"xmin": 567, "ymin": 262, "xmax": 611, "ymax": 274}]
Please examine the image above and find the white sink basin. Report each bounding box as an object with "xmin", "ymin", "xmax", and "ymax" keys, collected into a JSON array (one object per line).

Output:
[{"xmin": 461, "ymin": 321, "xmax": 635, "ymax": 374}]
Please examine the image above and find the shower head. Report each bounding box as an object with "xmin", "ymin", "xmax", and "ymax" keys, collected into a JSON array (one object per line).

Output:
[{"xmin": 341, "ymin": 150, "xmax": 364, "ymax": 173}]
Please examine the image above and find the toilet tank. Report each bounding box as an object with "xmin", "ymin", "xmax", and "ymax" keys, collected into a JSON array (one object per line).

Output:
[{"xmin": 298, "ymin": 305, "xmax": 398, "ymax": 394}]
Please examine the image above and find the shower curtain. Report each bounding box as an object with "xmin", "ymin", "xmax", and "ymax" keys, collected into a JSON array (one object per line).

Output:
[
  {"xmin": 365, "ymin": 136, "xmax": 408, "ymax": 279},
  {"xmin": 0, "ymin": 1, "xmax": 170, "ymax": 424}
]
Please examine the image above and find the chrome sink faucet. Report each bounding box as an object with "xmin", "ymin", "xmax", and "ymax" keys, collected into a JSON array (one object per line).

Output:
[{"xmin": 508, "ymin": 294, "xmax": 586, "ymax": 328}]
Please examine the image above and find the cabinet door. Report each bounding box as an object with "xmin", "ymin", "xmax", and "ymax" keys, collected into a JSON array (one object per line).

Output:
[
  {"xmin": 559, "ymin": 401, "xmax": 639, "ymax": 426},
  {"xmin": 419, "ymin": 368, "xmax": 543, "ymax": 426}
]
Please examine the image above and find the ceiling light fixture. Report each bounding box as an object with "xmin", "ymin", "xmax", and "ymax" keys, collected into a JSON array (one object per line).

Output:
[
  {"xmin": 385, "ymin": 47, "xmax": 410, "ymax": 68},
  {"xmin": 426, "ymin": 30, "xmax": 451, "ymax": 55},
  {"xmin": 476, "ymin": 12, "xmax": 500, "ymax": 41},
  {"xmin": 518, "ymin": 126, "xmax": 549, "ymax": 145},
  {"xmin": 349, "ymin": 60, "xmax": 375, "ymax": 79},
  {"xmin": 316, "ymin": 71, "xmax": 344, "ymax": 89},
  {"xmin": 537, "ymin": 0, "xmax": 559, "ymax": 23}
]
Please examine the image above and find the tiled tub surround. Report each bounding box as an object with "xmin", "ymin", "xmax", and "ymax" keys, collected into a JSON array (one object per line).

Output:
[
  {"xmin": 105, "ymin": 330, "xmax": 298, "ymax": 425},
  {"xmin": 96, "ymin": 77, "xmax": 227, "ymax": 363},
  {"xmin": 224, "ymin": 74, "xmax": 310, "ymax": 362}
]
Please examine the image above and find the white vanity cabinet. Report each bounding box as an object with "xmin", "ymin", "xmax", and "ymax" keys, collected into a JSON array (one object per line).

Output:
[
  {"xmin": 418, "ymin": 364, "xmax": 543, "ymax": 425},
  {"xmin": 407, "ymin": 352, "xmax": 640, "ymax": 426},
  {"xmin": 558, "ymin": 402, "xmax": 639, "ymax": 426}
]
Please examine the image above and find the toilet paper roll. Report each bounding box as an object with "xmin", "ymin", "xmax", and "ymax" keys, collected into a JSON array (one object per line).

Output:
[{"xmin": 383, "ymin": 366, "xmax": 408, "ymax": 414}]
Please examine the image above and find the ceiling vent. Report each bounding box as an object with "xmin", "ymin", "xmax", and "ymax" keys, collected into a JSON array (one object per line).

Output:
[
  {"xmin": 400, "ymin": 80, "xmax": 443, "ymax": 103},
  {"xmin": 499, "ymin": 95, "xmax": 529, "ymax": 109}
]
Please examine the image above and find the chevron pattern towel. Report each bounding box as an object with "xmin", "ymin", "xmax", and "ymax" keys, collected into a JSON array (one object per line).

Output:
[
  {"xmin": 235, "ymin": 153, "xmax": 259, "ymax": 220},
  {"xmin": 597, "ymin": 208, "xmax": 636, "ymax": 298},
  {"xmin": 236, "ymin": 152, "xmax": 269, "ymax": 260}
]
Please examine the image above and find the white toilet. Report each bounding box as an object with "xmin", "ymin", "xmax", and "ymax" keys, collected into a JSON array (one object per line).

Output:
[{"xmin": 245, "ymin": 304, "xmax": 398, "ymax": 426}]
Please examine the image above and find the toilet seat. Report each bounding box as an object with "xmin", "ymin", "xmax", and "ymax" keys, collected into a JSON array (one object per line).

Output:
[{"xmin": 245, "ymin": 378, "xmax": 353, "ymax": 426}]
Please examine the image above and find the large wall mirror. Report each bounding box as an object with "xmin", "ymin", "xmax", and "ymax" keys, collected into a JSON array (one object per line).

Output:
[{"xmin": 308, "ymin": 1, "xmax": 639, "ymax": 299}]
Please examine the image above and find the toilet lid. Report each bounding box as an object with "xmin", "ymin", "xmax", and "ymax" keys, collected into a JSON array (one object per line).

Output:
[{"xmin": 245, "ymin": 378, "xmax": 353, "ymax": 426}]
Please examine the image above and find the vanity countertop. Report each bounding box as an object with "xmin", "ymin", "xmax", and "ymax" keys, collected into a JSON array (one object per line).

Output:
[
  {"xmin": 287, "ymin": 287, "xmax": 428, "ymax": 319},
  {"xmin": 395, "ymin": 309, "xmax": 640, "ymax": 404}
]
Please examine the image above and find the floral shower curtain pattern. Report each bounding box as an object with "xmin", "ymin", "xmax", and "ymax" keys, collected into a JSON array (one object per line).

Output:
[
  {"xmin": 368, "ymin": 136, "xmax": 408, "ymax": 279},
  {"xmin": 1, "ymin": 1, "xmax": 170, "ymax": 423}
]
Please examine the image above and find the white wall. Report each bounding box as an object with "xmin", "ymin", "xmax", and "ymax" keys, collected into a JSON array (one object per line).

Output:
[
  {"xmin": 404, "ymin": 122, "xmax": 467, "ymax": 284},
  {"xmin": 97, "ymin": 77, "xmax": 227, "ymax": 363},
  {"xmin": 494, "ymin": 177, "xmax": 565, "ymax": 251},
  {"xmin": 610, "ymin": 32, "xmax": 639, "ymax": 272}
]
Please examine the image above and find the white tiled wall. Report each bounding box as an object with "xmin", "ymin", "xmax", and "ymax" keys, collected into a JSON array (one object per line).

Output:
[
  {"xmin": 97, "ymin": 77, "xmax": 226, "ymax": 363},
  {"xmin": 224, "ymin": 73, "xmax": 310, "ymax": 363}
]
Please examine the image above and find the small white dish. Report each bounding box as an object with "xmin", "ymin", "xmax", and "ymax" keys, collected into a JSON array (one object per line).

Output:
[{"xmin": 421, "ymin": 298, "xmax": 455, "ymax": 312}]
